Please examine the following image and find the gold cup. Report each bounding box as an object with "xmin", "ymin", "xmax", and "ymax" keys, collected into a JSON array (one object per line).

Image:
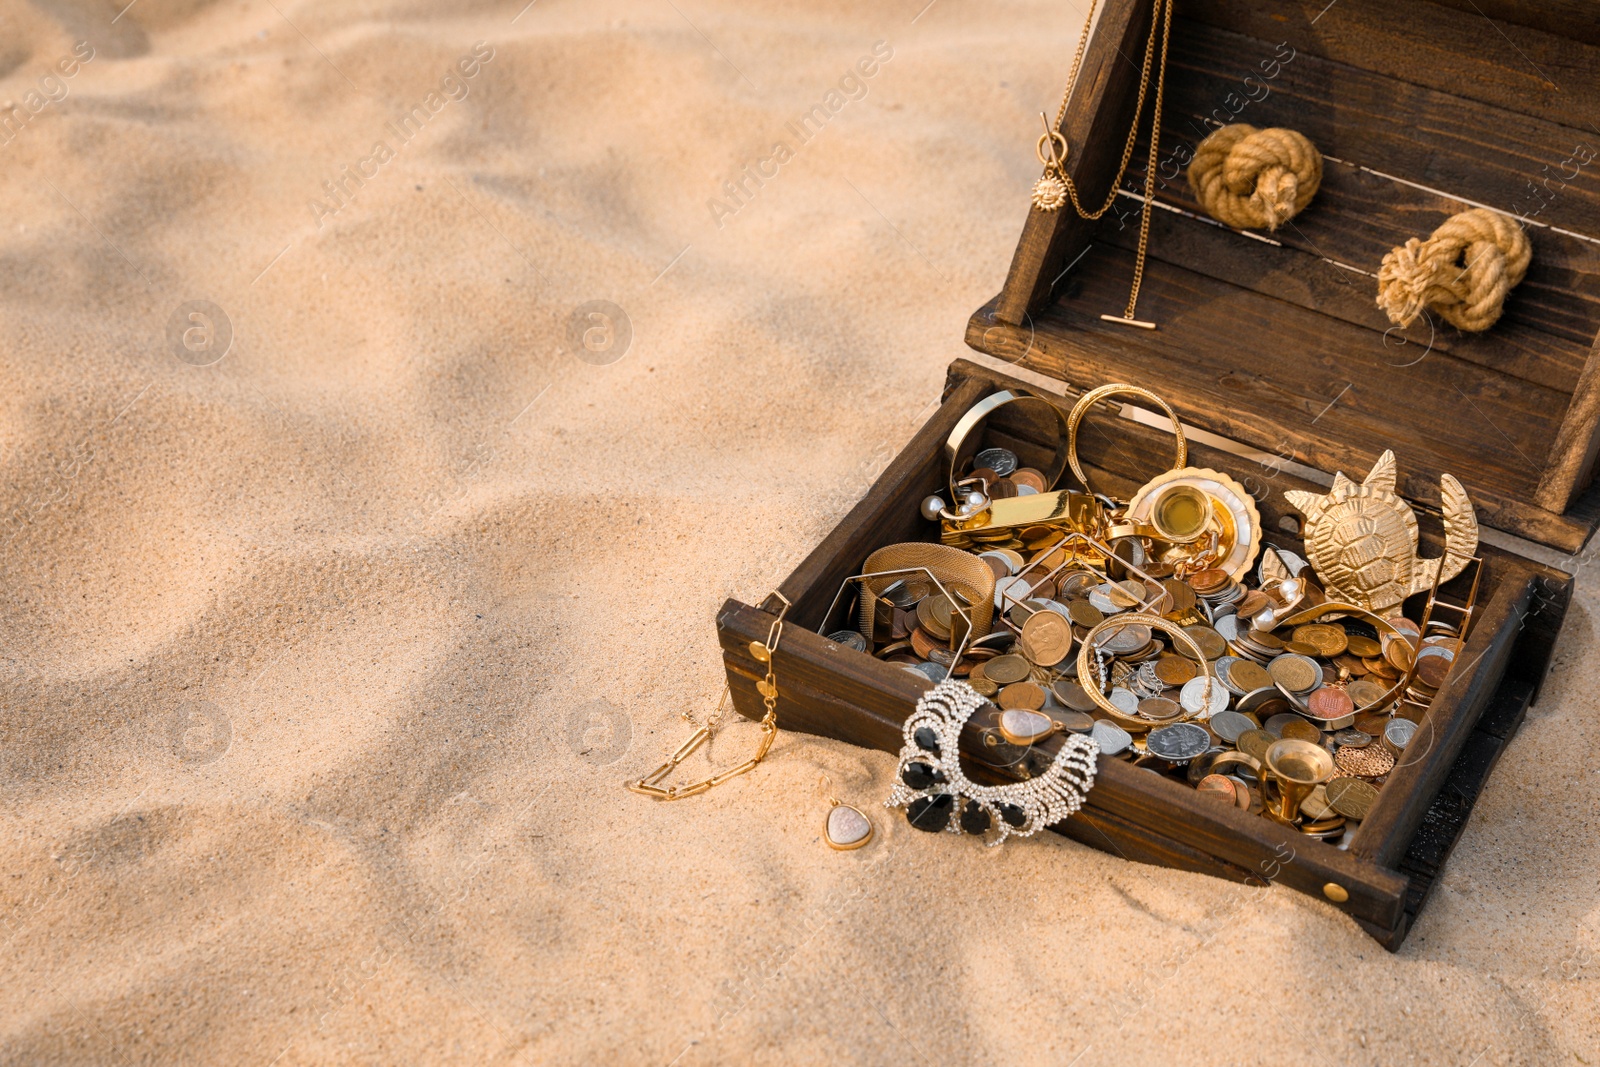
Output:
[
  {"xmin": 1147, "ymin": 483, "xmax": 1214, "ymax": 544},
  {"xmin": 1259, "ymin": 739, "xmax": 1335, "ymax": 824}
]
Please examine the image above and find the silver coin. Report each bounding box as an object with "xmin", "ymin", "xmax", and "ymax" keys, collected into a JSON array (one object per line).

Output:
[
  {"xmin": 1108, "ymin": 687, "xmax": 1140, "ymax": 714},
  {"xmin": 1091, "ymin": 719, "xmax": 1132, "ymax": 756},
  {"xmin": 1015, "ymin": 485, "xmax": 1038, "ymax": 496},
  {"xmin": 1088, "ymin": 588, "xmax": 1122, "ymax": 615},
  {"xmin": 994, "ymin": 575, "xmax": 1033, "ymax": 611},
  {"xmin": 1100, "ymin": 624, "xmax": 1152, "ymax": 655},
  {"xmin": 974, "ymin": 447, "xmax": 1019, "ymax": 477},
  {"xmin": 1179, "ymin": 675, "xmax": 1229, "ymax": 717},
  {"xmin": 978, "ymin": 550, "xmax": 1019, "ymax": 577},
  {"xmin": 1263, "ymin": 712, "xmax": 1306, "ymax": 738},
  {"xmin": 1213, "ymin": 656, "xmax": 1247, "ymax": 695},
  {"xmin": 1210, "ymin": 710, "xmax": 1256, "ymax": 744},
  {"xmin": 906, "ymin": 662, "xmax": 947, "ymax": 682},
  {"xmin": 827, "ymin": 630, "xmax": 868, "ymax": 653},
  {"xmin": 1214, "ymin": 614, "xmax": 1243, "ymax": 643},
  {"xmin": 1383, "ymin": 718, "xmax": 1417, "ymax": 753},
  {"xmin": 1146, "ymin": 722, "xmax": 1212, "ymax": 763},
  {"xmin": 1335, "ymin": 729, "xmax": 1373, "ymax": 748}
]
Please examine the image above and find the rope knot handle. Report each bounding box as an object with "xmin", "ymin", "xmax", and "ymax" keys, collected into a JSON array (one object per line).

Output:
[
  {"xmin": 1376, "ymin": 208, "xmax": 1531, "ymax": 332},
  {"xmin": 1187, "ymin": 124, "xmax": 1323, "ymax": 231}
]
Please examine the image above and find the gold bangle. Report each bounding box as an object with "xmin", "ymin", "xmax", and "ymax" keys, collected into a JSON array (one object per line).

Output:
[
  {"xmin": 1066, "ymin": 384, "xmax": 1187, "ymax": 497},
  {"xmin": 943, "ymin": 389, "xmax": 1073, "ymax": 500},
  {"xmin": 1074, "ymin": 612, "xmax": 1214, "ymax": 729}
]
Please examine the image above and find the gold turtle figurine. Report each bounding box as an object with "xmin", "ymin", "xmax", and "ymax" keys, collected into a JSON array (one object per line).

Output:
[{"xmin": 1283, "ymin": 450, "xmax": 1478, "ymax": 617}]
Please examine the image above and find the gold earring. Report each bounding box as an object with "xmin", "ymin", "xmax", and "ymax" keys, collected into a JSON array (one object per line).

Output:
[{"xmin": 820, "ymin": 775, "xmax": 874, "ymax": 851}]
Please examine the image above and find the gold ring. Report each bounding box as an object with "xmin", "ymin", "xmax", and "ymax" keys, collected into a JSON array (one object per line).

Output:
[
  {"xmin": 1036, "ymin": 129, "xmax": 1069, "ymax": 169},
  {"xmin": 943, "ymin": 389, "xmax": 1073, "ymax": 501},
  {"xmin": 1066, "ymin": 384, "xmax": 1187, "ymax": 497},
  {"xmin": 1074, "ymin": 612, "xmax": 1213, "ymax": 730}
]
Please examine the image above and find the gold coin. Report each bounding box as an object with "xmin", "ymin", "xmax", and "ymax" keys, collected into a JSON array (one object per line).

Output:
[
  {"xmin": 969, "ymin": 676, "xmax": 999, "ymax": 697},
  {"xmin": 1300, "ymin": 783, "xmax": 1334, "ymax": 820},
  {"xmin": 1383, "ymin": 637, "xmax": 1416, "ymax": 673},
  {"xmin": 1162, "ymin": 578, "xmax": 1197, "ymax": 615},
  {"xmin": 1284, "ymin": 641, "xmax": 1322, "ymax": 657},
  {"xmin": 1293, "ymin": 623, "xmax": 1348, "ymax": 658},
  {"xmin": 1053, "ymin": 679, "xmax": 1098, "ymax": 712},
  {"xmin": 1364, "ymin": 656, "xmax": 1400, "ymax": 680},
  {"xmin": 984, "ymin": 654, "xmax": 1031, "ymax": 685},
  {"xmin": 1020, "ymin": 611, "xmax": 1074, "ymax": 667},
  {"xmin": 1227, "ymin": 660, "xmax": 1273, "ymax": 692},
  {"xmin": 1281, "ymin": 719, "xmax": 1323, "ymax": 743},
  {"xmin": 1327, "ymin": 777, "xmax": 1379, "ymax": 820},
  {"xmin": 998, "ymin": 682, "xmax": 1046, "ymax": 711},
  {"xmin": 1345, "ymin": 635, "xmax": 1382, "ymax": 658},
  {"xmin": 1107, "ymin": 583, "xmax": 1140, "ymax": 609},
  {"xmin": 1268, "ymin": 655, "xmax": 1318, "ymax": 693},
  {"xmin": 1154, "ymin": 654, "xmax": 1198, "ymax": 686},
  {"xmin": 1183, "ymin": 625, "xmax": 1228, "ymax": 661},
  {"xmin": 1238, "ymin": 728, "xmax": 1276, "ymax": 763},
  {"xmin": 1067, "ymin": 599, "xmax": 1105, "ymax": 628},
  {"xmin": 1347, "ymin": 679, "xmax": 1390, "ymax": 709},
  {"xmin": 917, "ymin": 594, "xmax": 953, "ymax": 640},
  {"xmin": 1334, "ymin": 653, "xmax": 1369, "ymax": 675}
]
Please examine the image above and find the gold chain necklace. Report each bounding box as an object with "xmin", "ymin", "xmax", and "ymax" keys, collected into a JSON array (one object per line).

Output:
[
  {"xmin": 628, "ymin": 593, "xmax": 790, "ymax": 800},
  {"xmin": 1032, "ymin": 0, "xmax": 1174, "ymax": 330}
]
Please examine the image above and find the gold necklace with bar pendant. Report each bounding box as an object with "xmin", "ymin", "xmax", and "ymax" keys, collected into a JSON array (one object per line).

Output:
[{"xmin": 1032, "ymin": 0, "xmax": 1174, "ymax": 330}]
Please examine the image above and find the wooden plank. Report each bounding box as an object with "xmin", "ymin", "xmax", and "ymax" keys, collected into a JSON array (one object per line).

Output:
[
  {"xmin": 1095, "ymin": 200, "xmax": 1593, "ymax": 394},
  {"xmin": 1535, "ymin": 341, "xmax": 1600, "ymax": 511},
  {"xmin": 965, "ymin": 256, "xmax": 1562, "ymax": 514},
  {"xmin": 1159, "ymin": 19, "xmax": 1600, "ymax": 237},
  {"xmin": 719, "ymin": 600, "xmax": 1409, "ymax": 931},
  {"xmin": 1350, "ymin": 573, "xmax": 1535, "ymax": 869},
  {"xmin": 1183, "ymin": 0, "xmax": 1600, "ymax": 131},
  {"xmin": 1393, "ymin": 678, "xmax": 1534, "ymax": 928},
  {"xmin": 993, "ymin": 0, "xmax": 1149, "ymax": 324},
  {"xmin": 1425, "ymin": 0, "xmax": 1600, "ymax": 46}
]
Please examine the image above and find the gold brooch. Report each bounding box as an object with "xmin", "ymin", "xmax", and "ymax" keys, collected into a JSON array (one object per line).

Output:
[{"xmin": 1284, "ymin": 450, "xmax": 1478, "ymax": 617}]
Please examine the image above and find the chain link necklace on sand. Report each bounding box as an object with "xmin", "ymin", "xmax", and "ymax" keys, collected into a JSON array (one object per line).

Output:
[{"xmin": 1031, "ymin": 0, "xmax": 1174, "ymax": 330}]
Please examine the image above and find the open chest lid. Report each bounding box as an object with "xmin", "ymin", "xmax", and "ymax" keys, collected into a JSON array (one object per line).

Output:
[{"xmin": 965, "ymin": 0, "xmax": 1600, "ymax": 554}]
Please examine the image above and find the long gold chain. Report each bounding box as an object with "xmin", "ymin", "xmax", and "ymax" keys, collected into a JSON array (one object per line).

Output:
[
  {"xmin": 1035, "ymin": 0, "xmax": 1175, "ymax": 328},
  {"xmin": 627, "ymin": 593, "xmax": 790, "ymax": 800},
  {"xmin": 1118, "ymin": 0, "xmax": 1173, "ymax": 323}
]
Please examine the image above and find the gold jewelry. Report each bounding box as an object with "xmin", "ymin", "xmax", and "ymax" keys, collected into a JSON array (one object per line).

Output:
[
  {"xmin": 1074, "ymin": 612, "xmax": 1215, "ymax": 730},
  {"xmin": 820, "ymin": 774, "xmax": 874, "ymax": 851},
  {"xmin": 943, "ymin": 389, "xmax": 1073, "ymax": 500},
  {"xmin": 628, "ymin": 592, "xmax": 791, "ymax": 799},
  {"xmin": 1065, "ymin": 383, "xmax": 1186, "ymax": 496},
  {"xmin": 1283, "ymin": 449, "xmax": 1478, "ymax": 617},
  {"xmin": 1032, "ymin": 0, "xmax": 1175, "ymax": 328},
  {"xmin": 1125, "ymin": 466, "xmax": 1263, "ymax": 581}
]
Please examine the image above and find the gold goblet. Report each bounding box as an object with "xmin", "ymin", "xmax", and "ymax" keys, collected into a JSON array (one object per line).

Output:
[{"xmin": 1259, "ymin": 739, "xmax": 1335, "ymax": 825}]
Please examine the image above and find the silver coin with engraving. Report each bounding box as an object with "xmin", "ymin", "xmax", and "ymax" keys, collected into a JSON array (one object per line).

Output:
[
  {"xmin": 974, "ymin": 447, "xmax": 1019, "ymax": 477},
  {"xmin": 1146, "ymin": 722, "xmax": 1212, "ymax": 763},
  {"xmin": 1179, "ymin": 675, "xmax": 1229, "ymax": 717},
  {"xmin": 1091, "ymin": 719, "xmax": 1132, "ymax": 756}
]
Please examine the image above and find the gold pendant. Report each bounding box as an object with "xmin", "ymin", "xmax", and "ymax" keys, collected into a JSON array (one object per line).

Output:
[
  {"xmin": 1031, "ymin": 173, "xmax": 1067, "ymax": 212},
  {"xmin": 819, "ymin": 775, "xmax": 873, "ymax": 850},
  {"xmin": 1284, "ymin": 450, "xmax": 1479, "ymax": 617}
]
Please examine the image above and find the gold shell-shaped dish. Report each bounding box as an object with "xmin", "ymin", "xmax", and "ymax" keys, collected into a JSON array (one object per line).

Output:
[{"xmin": 1125, "ymin": 467, "xmax": 1263, "ymax": 581}]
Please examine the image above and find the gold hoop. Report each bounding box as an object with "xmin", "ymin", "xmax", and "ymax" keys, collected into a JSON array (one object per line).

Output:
[
  {"xmin": 1066, "ymin": 384, "xmax": 1187, "ymax": 496},
  {"xmin": 1075, "ymin": 612, "xmax": 1213, "ymax": 730},
  {"xmin": 1036, "ymin": 127, "xmax": 1069, "ymax": 169}
]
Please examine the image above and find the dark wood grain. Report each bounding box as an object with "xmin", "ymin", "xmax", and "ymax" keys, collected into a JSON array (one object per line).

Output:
[
  {"xmin": 1184, "ymin": 0, "xmax": 1600, "ymax": 129},
  {"xmin": 1350, "ymin": 573, "xmax": 1534, "ymax": 868}
]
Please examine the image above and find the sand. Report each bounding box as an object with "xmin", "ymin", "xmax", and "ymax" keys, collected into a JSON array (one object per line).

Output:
[{"xmin": 0, "ymin": 0, "xmax": 1596, "ymax": 1063}]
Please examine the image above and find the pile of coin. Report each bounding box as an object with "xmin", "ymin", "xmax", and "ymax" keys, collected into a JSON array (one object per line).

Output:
[{"xmin": 833, "ymin": 444, "xmax": 1472, "ymax": 842}]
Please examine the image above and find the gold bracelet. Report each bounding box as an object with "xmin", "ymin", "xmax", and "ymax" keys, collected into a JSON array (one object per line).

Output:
[
  {"xmin": 943, "ymin": 389, "xmax": 1073, "ymax": 499},
  {"xmin": 1065, "ymin": 383, "xmax": 1187, "ymax": 497},
  {"xmin": 1074, "ymin": 612, "xmax": 1215, "ymax": 730}
]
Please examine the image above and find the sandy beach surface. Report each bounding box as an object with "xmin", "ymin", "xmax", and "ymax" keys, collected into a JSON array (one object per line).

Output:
[{"xmin": 0, "ymin": 0, "xmax": 1596, "ymax": 1063}]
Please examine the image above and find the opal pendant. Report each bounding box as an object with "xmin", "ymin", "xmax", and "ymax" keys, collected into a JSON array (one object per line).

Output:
[{"xmin": 824, "ymin": 803, "xmax": 874, "ymax": 850}]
